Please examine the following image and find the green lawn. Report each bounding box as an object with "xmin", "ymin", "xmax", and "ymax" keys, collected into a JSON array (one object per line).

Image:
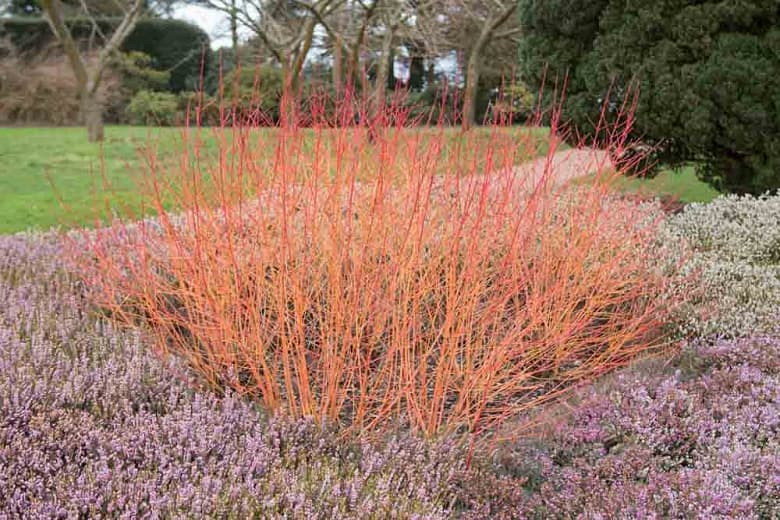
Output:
[
  {"xmin": 611, "ymin": 165, "xmax": 720, "ymax": 204},
  {"xmin": 0, "ymin": 126, "xmax": 716, "ymax": 234},
  {"xmin": 0, "ymin": 125, "xmax": 554, "ymax": 234},
  {"xmin": 0, "ymin": 126, "xmax": 184, "ymax": 234}
]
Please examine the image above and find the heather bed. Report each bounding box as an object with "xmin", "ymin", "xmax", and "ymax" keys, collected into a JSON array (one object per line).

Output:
[
  {"xmin": 0, "ymin": 232, "xmax": 465, "ymax": 517},
  {"xmin": 2, "ymin": 83, "xmax": 779, "ymax": 518},
  {"xmin": 1, "ymin": 192, "xmax": 779, "ymax": 517}
]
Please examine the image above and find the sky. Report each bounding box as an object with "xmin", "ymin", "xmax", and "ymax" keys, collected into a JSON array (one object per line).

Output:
[{"xmin": 172, "ymin": 4, "xmax": 241, "ymax": 49}]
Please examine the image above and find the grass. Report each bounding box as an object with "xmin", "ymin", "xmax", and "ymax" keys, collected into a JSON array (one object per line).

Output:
[
  {"xmin": 611, "ymin": 165, "xmax": 720, "ymax": 204},
  {"xmin": 0, "ymin": 125, "xmax": 552, "ymax": 234},
  {"xmin": 0, "ymin": 124, "xmax": 717, "ymax": 235},
  {"xmin": 0, "ymin": 126, "xmax": 179, "ymax": 234}
]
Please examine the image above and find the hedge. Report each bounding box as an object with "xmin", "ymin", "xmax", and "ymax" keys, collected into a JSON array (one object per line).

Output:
[{"xmin": 0, "ymin": 17, "xmax": 211, "ymax": 93}]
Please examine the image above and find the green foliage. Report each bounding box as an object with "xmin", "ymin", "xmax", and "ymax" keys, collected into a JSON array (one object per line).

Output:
[
  {"xmin": 122, "ymin": 18, "xmax": 211, "ymax": 93},
  {"xmin": 404, "ymin": 87, "xmax": 462, "ymax": 124},
  {"xmin": 519, "ymin": 0, "xmax": 780, "ymax": 195},
  {"xmin": 401, "ymin": 80, "xmax": 527, "ymax": 126},
  {"xmin": 490, "ymin": 82, "xmax": 536, "ymax": 123},
  {"xmin": 518, "ymin": 0, "xmax": 609, "ymax": 97},
  {"xmin": 3, "ymin": 0, "xmax": 178, "ymax": 17},
  {"xmin": 3, "ymin": 0, "xmax": 42, "ymax": 16},
  {"xmin": 126, "ymin": 90, "xmax": 179, "ymax": 126},
  {"xmin": 203, "ymin": 47, "xmax": 238, "ymax": 95},
  {"xmin": 113, "ymin": 51, "xmax": 170, "ymax": 95},
  {"xmin": 226, "ymin": 66, "xmax": 285, "ymax": 121},
  {"xmin": 177, "ymin": 90, "xmax": 223, "ymax": 126}
]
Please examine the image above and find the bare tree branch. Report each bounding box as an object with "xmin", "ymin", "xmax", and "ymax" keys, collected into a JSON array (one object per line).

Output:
[
  {"xmin": 40, "ymin": 0, "xmax": 146, "ymax": 141},
  {"xmin": 436, "ymin": 0, "xmax": 520, "ymax": 127}
]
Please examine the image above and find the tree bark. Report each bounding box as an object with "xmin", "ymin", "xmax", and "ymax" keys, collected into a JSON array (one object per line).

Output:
[
  {"xmin": 332, "ymin": 40, "xmax": 343, "ymax": 87},
  {"xmin": 373, "ymin": 25, "xmax": 395, "ymax": 119},
  {"xmin": 426, "ymin": 59, "xmax": 436, "ymax": 89},
  {"xmin": 230, "ymin": 0, "xmax": 239, "ymax": 52},
  {"xmin": 386, "ymin": 45, "xmax": 396, "ymax": 91},
  {"xmin": 290, "ymin": 18, "xmax": 317, "ymax": 93},
  {"xmin": 461, "ymin": 3, "xmax": 520, "ymax": 130},
  {"xmin": 462, "ymin": 43, "xmax": 483, "ymax": 129},
  {"xmin": 81, "ymin": 91, "xmax": 104, "ymax": 142}
]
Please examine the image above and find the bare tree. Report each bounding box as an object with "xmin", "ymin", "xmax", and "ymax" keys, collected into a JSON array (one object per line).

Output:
[
  {"xmin": 305, "ymin": 0, "xmax": 379, "ymax": 88},
  {"xmin": 202, "ymin": 0, "xmax": 342, "ymax": 92},
  {"xmin": 441, "ymin": 0, "xmax": 520, "ymax": 129},
  {"xmin": 40, "ymin": 0, "xmax": 145, "ymax": 141},
  {"xmin": 305, "ymin": 0, "xmax": 442, "ymax": 116},
  {"xmin": 369, "ymin": 1, "xmax": 404, "ymax": 114}
]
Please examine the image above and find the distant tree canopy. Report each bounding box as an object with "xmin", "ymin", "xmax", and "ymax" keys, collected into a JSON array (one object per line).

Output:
[
  {"xmin": 5, "ymin": 0, "xmax": 44, "ymax": 16},
  {"xmin": 0, "ymin": 17, "xmax": 211, "ymax": 92},
  {"xmin": 3, "ymin": 0, "xmax": 176, "ymax": 17},
  {"xmin": 519, "ymin": 0, "xmax": 780, "ymax": 194},
  {"xmin": 1, "ymin": 0, "xmax": 528, "ymax": 133},
  {"xmin": 121, "ymin": 18, "xmax": 211, "ymax": 92}
]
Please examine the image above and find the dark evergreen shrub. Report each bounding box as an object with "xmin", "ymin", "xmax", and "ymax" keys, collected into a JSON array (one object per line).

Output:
[{"xmin": 519, "ymin": 0, "xmax": 780, "ymax": 194}]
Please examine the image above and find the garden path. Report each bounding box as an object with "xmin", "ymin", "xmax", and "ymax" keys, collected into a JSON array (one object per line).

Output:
[
  {"xmin": 512, "ymin": 147, "xmax": 613, "ymax": 187},
  {"xmin": 428, "ymin": 147, "xmax": 614, "ymax": 201}
]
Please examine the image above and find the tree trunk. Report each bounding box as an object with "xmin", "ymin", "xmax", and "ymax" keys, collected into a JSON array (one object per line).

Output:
[
  {"xmin": 81, "ymin": 91, "xmax": 104, "ymax": 142},
  {"xmin": 330, "ymin": 9, "xmax": 344, "ymax": 89},
  {"xmin": 332, "ymin": 42, "xmax": 343, "ymax": 88},
  {"xmin": 462, "ymin": 4, "xmax": 519, "ymax": 130},
  {"xmin": 387, "ymin": 46, "xmax": 397, "ymax": 91},
  {"xmin": 290, "ymin": 18, "xmax": 316, "ymax": 94},
  {"xmin": 41, "ymin": 0, "xmax": 143, "ymax": 142},
  {"xmin": 230, "ymin": 0, "xmax": 238, "ymax": 53},
  {"xmin": 426, "ymin": 60, "xmax": 435, "ymax": 89},
  {"xmin": 365, "ymin": 27, "xmax": 395, "ymax": 143},
  {"xmin": 408, "ymin": 55, "xmax": 423, "ymax": 91},
  {"xmin": 462, "ymin": 48, "xmax": 481, "ymax": 130},
  {"xmin": 373, "ymin": 27, "xmax": 394, "ymax": 119},
  {"xmin": 279, "ymin": 58, "xmax": 296, "ymax": 126},
  {"xmin": 462, "ymin": 20, "xmax": 494, "ymax": 130},
  {"xmin": 347, "ymin": 34, "xmax": 363, "ymax": 86}
]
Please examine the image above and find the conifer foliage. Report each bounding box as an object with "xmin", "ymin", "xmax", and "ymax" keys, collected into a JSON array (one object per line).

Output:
[{"xmin": 519, "ymin": 0, "xmax": 780, "ymax": 194}]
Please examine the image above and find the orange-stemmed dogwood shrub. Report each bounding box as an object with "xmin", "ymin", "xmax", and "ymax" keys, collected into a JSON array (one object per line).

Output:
[{"xmin": 73, "ymin": 87, "xmax": 681, "ymax": 439}]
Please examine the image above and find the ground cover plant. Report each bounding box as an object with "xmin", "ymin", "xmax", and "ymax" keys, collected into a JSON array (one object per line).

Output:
[
  {"xmin": 460, "ymin": 334, "xmax": 780, "ymax": 518},
  {"xmin": 662, "ymin": 191, "xmax": 780, "ymax": 338},
  {"xmin": 0, "ymin": 233, "xmax": 466, "ymax": 517},
  {"xmin": 2, "ymin": 197, "xmax": 778, "ymax": 517},
  {"xmin": 3, "ymin": 0, "xmax": 779, "ymax": 514}
]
